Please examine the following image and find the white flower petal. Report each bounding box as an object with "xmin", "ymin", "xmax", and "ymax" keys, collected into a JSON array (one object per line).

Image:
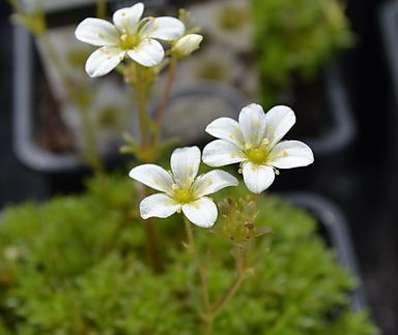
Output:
[
  {"xmin": 138, "ymin": 17, "xmax": 157, "ymax": 37},
  {"xmin": 75, "ymin": 18, "xmax": 119, "ymax": 46},
  {"xmin": 202, "ymin": 140, "xmax": 246, "ymax": 167},
  {"xmin": 140, "ymin": 193, "xmax": 179, "ymax": 219},
  {"xmin": 193, "ymin": 170, "xmax": 238, "ymax": 198},
  {"xmin": 269, "ymin": 140, "xmax": 314, "ymax": 169},
  {"xmin": 127, "ymin": 38, "xmax": 164, "ymax": 67},
  {"xmin": 85, "ymin": 47, "xmax": 125, "ymax": 77},
  {"xmin": 182, "ymin": 197, "xmax": 218, "ymax": 228},
  {"xmin": 148, "ymin": 16, "xmax": 185, "ymax": 41},
  {"xmin": 113, "ymin": 3, "xmax": 144, "ymax": 33},
  {"xmin": 239, "ymin": 103, "xmax": 267, "ymax": 147},
  {"xmin": 205, "ymin": 117, "xmax": 245, "ymax": 148},
  {"xmin": 242, "ymin": 162, "xmax": 275, "ymax": 194},
  {"xmin": 170, "ymin": 146, "xmax": 201, "ymax": 188},
  {"xmin": 264, "ymin": 105, "xmax": 296, "ymax": 148},
  {"xmin": 173, "ymin": 33, "xmax": 203, "ymax": 56},
  {"xmin": 129, "ymin": 164, "xmax": 173, "ymax": 193}
]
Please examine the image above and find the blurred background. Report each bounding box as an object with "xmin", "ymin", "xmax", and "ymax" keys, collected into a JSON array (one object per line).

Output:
[{"xmin": 0, "ymin": 0, "xmax": 397, "ymax": 334}]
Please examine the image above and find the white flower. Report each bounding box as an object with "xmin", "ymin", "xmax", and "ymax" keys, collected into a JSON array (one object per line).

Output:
[
  {"xmin": 129, "ymin": 146, "xmax": 238, "ymax": 228},
  {"xmin": 172, "ymin": 33, "xmax": 203, "ymax": 57},
  {"xmin": 75, "ymin": 2, "xmax": 185, "ymax": 77},
  {"xmin": 203, "ymin": 104, "xmax": 314, "ymax": 194}
]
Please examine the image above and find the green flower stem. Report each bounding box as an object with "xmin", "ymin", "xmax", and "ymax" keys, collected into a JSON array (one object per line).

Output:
[
  {"xmin": 210, "ymin": 245, "xmax": 247, "ymax": 318},
  {"xmin": 96, "ymin": 0, "xmax": 107, "ymax": 19},
  {"xmin": 129, "ymin": 65, "xmax": 163, "ymax": 271},
  {"xmin": 80, "ymin": 107, "xmax": 104, "ymax": 175},
  {"xmin": 136, "ymin": 88, "xmax": 149, "ymax": 148},
  {"xmin": 183, "ymin": 218, "xmax": 212, "ymax": 333},
  {"xmin": 137, "ymin": 186, "xmax": 163, "ymax": 273},
  {"xmin": 204, "ymin": 245, "xmax": 248, "ymax": 335},
  {"xmin": 153, "ymin": 56, "xmax": 177, "ymax": 143},
  {"xmin": 184, "ymin": 218, "xmax": 249, "ymax": 335},
  {"xmin": 143, "ymin": 218, "xmax": 163, "ymax": 273},
  {"xmin": 133, "ymin": 66, "xmax": 153, "ymax": 151}
]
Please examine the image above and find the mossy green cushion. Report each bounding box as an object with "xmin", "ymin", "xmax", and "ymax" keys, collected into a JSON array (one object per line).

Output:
[{"xmin": 0, "ymin": 174, "xmax": 376, "ymax": 334}]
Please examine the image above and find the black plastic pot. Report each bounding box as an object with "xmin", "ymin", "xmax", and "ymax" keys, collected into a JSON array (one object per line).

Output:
[
  {"xmin": 162, "ymin": 61, "xmax": 355, "ymax": 149},
  {"xmin": 14, "ymin": 4, "xmax": 355, "ymax": 175},
  {"xmin": 286, "ymin": 192, "xmax": 367, "ymax": 313},
  {"xmin": 163, "ymin": 62, "xmax": 355, "ymax": 158},
  {"xmin": 12, "ymin": 1, "xmax": 168, "ymax": 176},
  {"xmin": 380, "ymin": 1, "xmax": 398, "ymax": 103},
  {"xmin": 276, "ymin": 61, "xmax": 357, "ymax": 191},
  {"xmin": 13, "ymin": 25, "xmax": 132, "ymax": 194},
  {"xmin": 158, "ymin": 83, "xmax": 247, "ymax": 145},
  {"xmin": 302, "ymin": 62, "xmax": 356, "ymax": 158}
]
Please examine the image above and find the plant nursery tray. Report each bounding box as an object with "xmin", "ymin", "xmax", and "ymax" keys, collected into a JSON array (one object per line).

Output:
[
  {"xmin": 13, "ymin": 20, "xmax": 355, "ymax": 174},
  {"xmin": 152, "ymin": 60, "xmax": 355, "ymax": 157},
  {"xmin": 286, "ymin": 192, "xmax": 367, "ymax": 313},
  {"xmin": 12, "ymin": 1, "xmax": 169, "ymax": 174},
  {"xmin": 284, "ymin": 62, "xmax": 356, "ymax": 157},
  {"xmin": 13, "ymin": 25, "xmax": 116, "ymax": 173}
]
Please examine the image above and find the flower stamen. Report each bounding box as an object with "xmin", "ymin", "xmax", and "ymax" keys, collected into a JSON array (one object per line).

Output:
[
  {"xmin": 119, "ymin": 33, "xmax": 141, "ymax": 50},
  {"xmin": 173, "ymin": 188, "xmax": 195, "ymax": 204},
  {"xmin": 245, "ymin": 146, "xmax": 269, "ymax": 165}
]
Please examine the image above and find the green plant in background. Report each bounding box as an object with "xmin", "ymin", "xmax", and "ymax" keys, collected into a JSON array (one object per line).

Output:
[
  {"xmin": 251, "ymin": 0, "xmax": 354, "ymax": 106},
  {"xmin": 0, "ymin": 174, "xmax": 376, "ymax": 335}
]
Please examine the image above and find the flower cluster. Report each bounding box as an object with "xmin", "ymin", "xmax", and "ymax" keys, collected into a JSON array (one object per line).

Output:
[
  {"xmin": 75, "ymin": 2, "xmax": 202, "ymax": 77},
  {"xmin": 74, "ymin": 3, "xmax": 314, "ymax": 228},
  {"xmin": 130, "ymin": 103, "xmax": 314, "ymax": 227}
]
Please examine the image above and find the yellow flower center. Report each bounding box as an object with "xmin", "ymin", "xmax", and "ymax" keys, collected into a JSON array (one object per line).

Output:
[
  {"xmin": 119, "ymin": 33, "xmax": 141, "ymax": 50},
  {"xmin": 173, "ymin": 188, "xmax": 195, "ymax": 204},
  {"xmin": 245, "ymin": 146, "xmax": 269, "ymax": 165}
]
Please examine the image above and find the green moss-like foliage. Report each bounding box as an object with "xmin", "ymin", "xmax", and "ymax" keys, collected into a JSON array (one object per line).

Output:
[
  {"xmin": 251, "ymin": 0, "xmax": 354, "ymax": 106},
  {"xmin": 0, "ymin": 174, "xmax": 376, "ymax": 334}
]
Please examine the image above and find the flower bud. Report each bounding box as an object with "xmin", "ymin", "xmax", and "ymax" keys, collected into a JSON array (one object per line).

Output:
[{"xmin": 172, "ymin": 34, "xmax": 203, "ymax": 58}]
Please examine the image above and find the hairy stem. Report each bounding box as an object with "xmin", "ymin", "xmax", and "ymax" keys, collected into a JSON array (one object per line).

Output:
[
  {"xmin": 153, "ymin": 56, "xmax": 177, "ymax": 142},
  {"xmin": 183, "ymin": 218, "xmax": 212, "ymax": 333},
  {"xmin": 80, "ymin": 107, "xmax": 104, "ymax": 175},
  {"xmin": 133, "ymin": 66, "xmax": 152, "ymax": 150},
  {"xmin": 131, "ymin": 66, "xmax": 162, "ymax": 271},
  {"xmin": 138, "ymin": 186, "xmax": 163, "ymax": 272},
  {"xmin": 208, "ymin": 246, "xmax": 247, "ymax": 326},
  {"xmin": 143, "ymin": 220, "xmax": 163, "ymax": 272},
  {"xmin": 210, "ymin": 269, "xmax": 245, "ymax": 317}
]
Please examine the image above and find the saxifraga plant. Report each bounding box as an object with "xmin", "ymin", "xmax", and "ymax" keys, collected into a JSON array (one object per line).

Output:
[
  {"xmin": 1, "ymin": 2, "xmax": 377, "ymax": 335},
  {"xmin": 0, "ymin": 174, "xmax": 377, "ymax": 335}
]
